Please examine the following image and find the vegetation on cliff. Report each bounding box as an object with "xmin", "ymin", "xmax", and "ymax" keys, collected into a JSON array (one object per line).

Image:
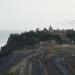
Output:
[
  {"xmin": 0, "ymin": 28, "xmax": 61, "ymax": 57},
  {"xmin": 0, "ymin": 28, "xmax": 75, "ymax": 57}
]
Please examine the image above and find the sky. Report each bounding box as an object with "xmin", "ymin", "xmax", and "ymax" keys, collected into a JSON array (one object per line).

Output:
[{"xmin": 0, "ymin": 0, "xmax": 75, "ymax": 31}]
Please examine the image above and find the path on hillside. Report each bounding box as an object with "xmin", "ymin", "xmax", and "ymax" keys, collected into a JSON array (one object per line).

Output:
[{"xmin": 15, "ymin": 50, "xmax": 72, "ymax": 75}]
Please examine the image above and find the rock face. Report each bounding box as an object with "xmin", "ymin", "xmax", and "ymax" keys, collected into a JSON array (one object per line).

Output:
[
  {"xmin": 0, "ymin": 48, "xmax": 74, "ymax": 75},
  {"xmin": 65, "ymin": 56, "xmax": 75, "ymax": 75},
  {"xmin": 0, "ymin": 50, "xmax": 33, "ymax": 74},
  {"xmin": 15, "ymin": 50, "xmax": 72, "ymax": 75}
]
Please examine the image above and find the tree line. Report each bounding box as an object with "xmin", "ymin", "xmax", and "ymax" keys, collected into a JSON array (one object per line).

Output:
[{"xmin": 0, "ymin": 28, "xmax": 75, "ymax": 57}]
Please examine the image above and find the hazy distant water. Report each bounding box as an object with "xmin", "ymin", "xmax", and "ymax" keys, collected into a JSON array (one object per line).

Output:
[{"xmin": 0, "ymin": 31, "xmax": 22, "ymax": 48}]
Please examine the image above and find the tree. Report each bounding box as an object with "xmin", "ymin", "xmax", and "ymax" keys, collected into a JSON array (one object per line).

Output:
[{"xmin": 66, "ymin": 31, "xmax": 75, "ymax": 43}]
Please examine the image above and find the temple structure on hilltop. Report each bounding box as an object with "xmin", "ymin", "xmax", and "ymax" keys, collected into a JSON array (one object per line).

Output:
[
  {"xmin": 49, "ymin": 25, "xmax": 73, "ymax": 43},
  {"xmin": 49, "ymin": 25, "xmax": 67, "ymax": 35},
  {"xmin": 49, "ymin": 25, "xmax": 54, "ymax": 32}
]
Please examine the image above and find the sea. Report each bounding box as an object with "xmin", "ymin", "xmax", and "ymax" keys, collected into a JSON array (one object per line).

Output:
[{"xmin": 0, "ymin": 31, "xmax": 22, "ymax": 50}]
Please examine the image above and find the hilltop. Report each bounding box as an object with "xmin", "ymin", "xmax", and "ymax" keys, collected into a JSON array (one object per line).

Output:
[
  {"xmin": 0, "ymin": 26, "xmax": 75, "ymax": 75},
  {"xmin": 0, "ymin": 26, "xmax": 75, "ymax": 57}
]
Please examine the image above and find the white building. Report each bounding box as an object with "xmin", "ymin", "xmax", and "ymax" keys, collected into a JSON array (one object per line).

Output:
[{"xmin": 49, "ymin": 25, "xmax": 54, "ymax": 32}]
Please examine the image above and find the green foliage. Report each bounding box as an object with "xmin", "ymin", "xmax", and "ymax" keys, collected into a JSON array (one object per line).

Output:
[
  {"xmin": 4, "ymin": 72, "xmax": 15, "ymax": 75},
  {"xmin": 66, "ymin": 31, "xmax": 75, "ymax": 42},
  {"xmin": 53, "ymin": 34, "xmax": 62, "ymax": 44},
  {"xmin": 52, "ymin": 48, "xmax": 61, "ymax": 56},
  {"xmin": 0, "ymin": 28, "xmax": 63, "ymax": 57}
]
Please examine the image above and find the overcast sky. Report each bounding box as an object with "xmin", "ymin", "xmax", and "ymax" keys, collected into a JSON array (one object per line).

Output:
[{"xmin": 0, "ymin": 0, "xmax": 75, "ymax": 31}]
